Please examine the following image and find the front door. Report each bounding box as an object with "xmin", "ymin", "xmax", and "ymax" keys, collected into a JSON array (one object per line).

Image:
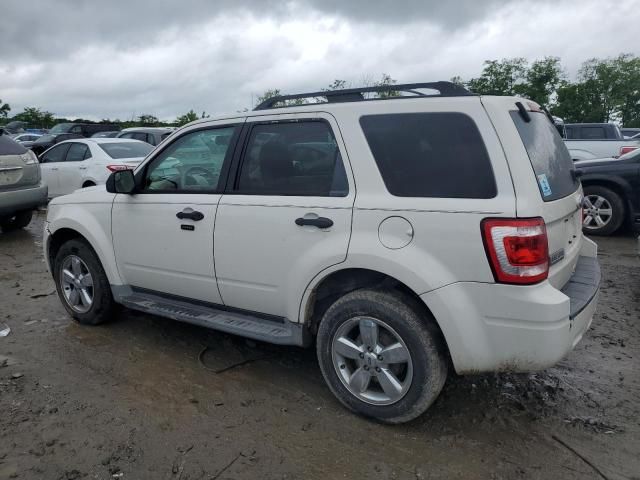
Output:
[
  {"xmin": 57, "ymin": 142, "xmax": 90, "ymax": 195},
  {"xmin": 112, "ymin": 122, "xmax": 242, "ymax": 303},
  {"xmin": 39, "ymin": 143, "xmax": 70, "ymax": 197},
  {"xmin": 214, "ymin": 114, "xmax": 354, "ymax": 319}
]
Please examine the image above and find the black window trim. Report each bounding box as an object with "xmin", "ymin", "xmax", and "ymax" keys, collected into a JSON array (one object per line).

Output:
[
  {"xmin": 133, "ymin": 123, "xmax": 242, "ymax": 195},
  {"xmin": 225, "ymin": 118, "xmax": 350, "ymax": 197}
]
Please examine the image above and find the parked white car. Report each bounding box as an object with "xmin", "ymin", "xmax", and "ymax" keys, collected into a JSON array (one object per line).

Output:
[
  {"xmin": 43, "ymin": 82, "xmax": 600, "ymax": 423},
  {"xmin": 39, "ymin": 138, "xmax": 152, "ymax": 198}
]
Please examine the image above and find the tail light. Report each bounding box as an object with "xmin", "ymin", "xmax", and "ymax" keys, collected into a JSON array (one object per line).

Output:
[
  {"xmin": 481, "ymin": 218, "xmax": 549, "ymax": 285},
  {"xmin": 619, "ymin": 146, "xmax": 638, "ymax": 156},
  {"xmin": 106, "ymin": 164, "xmax": 132, "ymax": 172}
]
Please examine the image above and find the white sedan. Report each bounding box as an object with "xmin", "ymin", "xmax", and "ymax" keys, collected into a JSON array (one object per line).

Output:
[{"xmin": 39, "ymin": 138, "xmax": 153, "ymax": 198}]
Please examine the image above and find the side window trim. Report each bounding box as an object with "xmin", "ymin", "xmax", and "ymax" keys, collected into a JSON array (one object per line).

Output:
[
  {"xmin": 134, "ymin": 123, "xmax": 242, "ymax": 194},
  {"xmin": 225, "ymin": 118, "xmax": 349, "ymax": 197}
]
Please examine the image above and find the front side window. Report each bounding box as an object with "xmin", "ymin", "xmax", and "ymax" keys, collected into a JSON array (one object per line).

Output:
[
  {"xmin": 40, "ymin": 144, "xmax": 70, "ymax": 163},
  {"xmin": 143, "ymin": 126, "xmax": 237, "ymax": 192},
  {"xmin": 65, "ymin": 143, "xmax": 89, "ymax": 162},
  {"xmin": 360, "ymin": 113, "xmax": 496, "ymax": 198},
  {"xmin": 236, "ymin": 121, "xmax": 348, "ymax": 196}
]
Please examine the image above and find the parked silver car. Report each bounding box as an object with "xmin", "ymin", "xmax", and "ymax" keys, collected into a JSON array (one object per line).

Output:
[{"xmin": 0, "ymin": 133, "xmax": 47, "ymax": 231}]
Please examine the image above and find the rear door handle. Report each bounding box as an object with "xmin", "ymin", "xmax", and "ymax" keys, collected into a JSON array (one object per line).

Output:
[
  {"xmin": 176, "ymin": 209, "xmax": 204, "ymax": 221},
  {"xmin": 295, "ymin": 217, "xmax": 333, "ymax": 229}
]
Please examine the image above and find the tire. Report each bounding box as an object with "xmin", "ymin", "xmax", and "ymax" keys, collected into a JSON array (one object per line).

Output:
[
  {"xmin": 53, "ymin": 239, "xmax": 115, "ymax": 325},
  {"xmin": 582, "ymin": 185, "xmax": 625, "ymax": 236},
  {"xmin": 316, "ymin": 288, "xmax": 448, "ymax": 424},
  {"xmin": 0, "ymin": 210, "xmax": 33, "ymax": 232}
]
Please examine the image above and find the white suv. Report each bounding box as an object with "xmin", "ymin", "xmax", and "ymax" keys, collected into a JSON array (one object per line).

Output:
[{"xmin": 44, "ymin": 82, "xmax": 600, "ymax": 423}]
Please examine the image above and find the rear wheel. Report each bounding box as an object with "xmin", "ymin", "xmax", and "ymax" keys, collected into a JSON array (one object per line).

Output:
[
  {"xmin": 53, "ymin": 239, "xmax": 115, "ymax": 325},
  {"xmin": 0, "ymin": 210, "xmax": 33, "ymax": 232},
  {"xmin": 316, "ymin": 289, "xmax": 448, "ymax": 424},
  {"xmin": 582, "ymin": 185, "xmax": 625, "ymax": 236}
]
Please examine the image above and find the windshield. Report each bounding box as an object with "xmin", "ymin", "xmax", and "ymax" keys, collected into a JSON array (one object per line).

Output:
[
  {"xmin": 50, "ymin": 123, "xmax": 72, "ymax": 134},
  {"xmin": 99, "ymin": 142, "xmax": 153, "ymax": 159},
  {"xmin": 511, "ymin": 111, "xmax": 578, "ymax": 202}
]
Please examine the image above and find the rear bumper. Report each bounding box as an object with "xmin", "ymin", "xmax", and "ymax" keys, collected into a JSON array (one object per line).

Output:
[
  {"xmin": 422, "ymin": 239, "xmax": 600, "ymax": 374},
  {"xmin": 0, "ymin": 181, "xmax": 48, "ymax": 216}
]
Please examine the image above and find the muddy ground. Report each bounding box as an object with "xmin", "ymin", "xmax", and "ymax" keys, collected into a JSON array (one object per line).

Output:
[{"xmin": 0, "ymin": 212, "xmax": 638, "ymax": 480}]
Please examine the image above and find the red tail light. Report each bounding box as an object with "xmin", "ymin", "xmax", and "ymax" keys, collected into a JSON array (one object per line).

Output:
[
  {"xmin": 106, "ymin": 164, "xmax": 132, "ymax": 172},
  {"xmin": 619, "ymin": 146, "xmax": 638, "ymax": 156},
  {"xmin": 481, "ymin": 218, "xmax": 549, "ymax": 285}
]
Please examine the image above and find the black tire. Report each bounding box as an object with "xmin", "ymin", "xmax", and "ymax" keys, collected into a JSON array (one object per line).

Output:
[
  {"xmin": 582, "ymin": 185, "xmax": 625, "ymax": 236},
  {"xmin": 0, "ymin": 210, "xmax": 33, "ymax": 232},
  {"xmin": 53, "ymin": 239, "xmax": 115, "ymax": 325},
  {"xmin": 316, "ymin": 288, "xmax": 448, "ymax": 424}
]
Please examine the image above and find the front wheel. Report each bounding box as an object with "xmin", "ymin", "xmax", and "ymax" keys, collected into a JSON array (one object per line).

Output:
[
  {"xmin": 316, "ymin": 289, "xmax": 448, "ymax": 424},
  {"xmin": 53, "ymin": 239, "xmax": 115, "ymax": 325}
]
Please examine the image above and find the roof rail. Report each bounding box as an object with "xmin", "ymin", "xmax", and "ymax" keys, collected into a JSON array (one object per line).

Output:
[{"xmin": 253, "ymin": 81, "xmax": 473, "ymax": 110}]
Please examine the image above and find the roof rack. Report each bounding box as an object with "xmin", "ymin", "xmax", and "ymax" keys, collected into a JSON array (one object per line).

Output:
[{"xmin": 253, "ymin": 81, "xmax": 473, "ymax": 110}]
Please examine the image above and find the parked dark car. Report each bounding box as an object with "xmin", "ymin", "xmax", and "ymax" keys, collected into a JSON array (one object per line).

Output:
[
  {"xmin": 116, "ymin": 127, "xmax": 175, "ymax": 146},
  {"xmin": 575, "ymin": 149, "xmax": 640, "ymax": 235},
  {"xmin": 565, "ymin": 123, "xmax": 623, "ymax": 140},
  {"xmin": 31, "ymin": 133, "xmax": 83, "ymax": 156},
  {"xmin": 49, "ymin": 123, "xmax": 120, "ymax": 138},
  {"xmin": 91, "ymin": 131, "xmax": 120, "ymax": 138}
]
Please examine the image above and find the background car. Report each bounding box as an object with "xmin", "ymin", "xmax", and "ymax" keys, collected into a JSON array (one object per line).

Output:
[
  {"xmin": 12, "ymin": 133, "xmax": 43, "ymax": 148},
  {"xmin": 116, "ymin": 127, "xmax": 175, "ymax": 146},
  {"xmin": 91, "ymin": 131, "xmax": 120, "ymax": 138},
  {"xmin": 31, "ymin": 133, "xmax": 84, "ymax": 156},
  {"xmin": 0, "ymin": 132, "xmax": 47, "ymax": 232},
  {"xmin": 575, "ymin": 148, "xmax": 640, "ymax": 235},
  {"xmin": 49, "ymin": 123, "xmax": 120, "ymax": 137},
  {"xmin": 39, "ymin": 138, "xmax": 152, "ymax": 198},
  {"xmin": 621, "ymin": 127, "xmax": 640, "ymax": 138}
]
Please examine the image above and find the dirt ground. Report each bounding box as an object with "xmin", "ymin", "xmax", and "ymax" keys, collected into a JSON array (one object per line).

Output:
[{"xmin": 0, "ymin": 212, "xmax": 638, "ymax": 480}]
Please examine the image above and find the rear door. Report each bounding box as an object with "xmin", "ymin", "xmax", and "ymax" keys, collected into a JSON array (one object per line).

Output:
[
  {"xmin": 214, "ymin": 113, "xmax": 354, "ymax": 319},
  {"xmin": 39, "ymin": 143, "xmax": 71, "ymax": 197},
  {"xmin": 509, "ymin": 109, "xmax": 583, "ymax": 288}
]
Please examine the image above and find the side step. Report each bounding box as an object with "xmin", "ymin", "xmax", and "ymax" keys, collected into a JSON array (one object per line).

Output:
[{"xmin": 113, "ymin": 288, "xmax": 309, "ymax": 346}]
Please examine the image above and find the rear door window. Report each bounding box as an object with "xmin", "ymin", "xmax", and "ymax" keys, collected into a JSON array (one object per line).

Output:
[
  {"xmin": 65, "ymin": 143, "xmax": 89, "ymax": 162},
  {"xmin": 510, "ymin": 111, "xmax": 578, "ymax": 202},
  {"xmin": 360, "ymin": 113, "xmax": 496, "ymax": 198}
]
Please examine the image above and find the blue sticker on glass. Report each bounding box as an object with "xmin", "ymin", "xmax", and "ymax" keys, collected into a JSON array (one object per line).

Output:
[{"xmin": 537, "ymin": 174, "xmax": 552, "ymax": 197}]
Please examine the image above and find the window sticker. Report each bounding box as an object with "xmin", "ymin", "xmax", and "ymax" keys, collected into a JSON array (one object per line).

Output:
[{"xmin": 537, "ymin": 174, "xmax": 552, "ymax": 197}]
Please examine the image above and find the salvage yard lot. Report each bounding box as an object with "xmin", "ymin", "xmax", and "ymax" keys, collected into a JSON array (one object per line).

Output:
[{"xmin": 1, "ymin": 213, "xmax": 639, "ymax": 480}]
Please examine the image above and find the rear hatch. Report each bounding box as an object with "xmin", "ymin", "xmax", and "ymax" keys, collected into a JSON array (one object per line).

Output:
[
  {"xmin": 0, "ymin": 135, "xmax": 40, "ymax": 191},
  {"xmin": 510, "ymin": 109, "xmax": 583, "ymax": 289}
]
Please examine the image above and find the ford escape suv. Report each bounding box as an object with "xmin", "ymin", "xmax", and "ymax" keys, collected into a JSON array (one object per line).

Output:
[{"xmin": 44, "ymin": 82, "xmax": 600, "ymax": 423}]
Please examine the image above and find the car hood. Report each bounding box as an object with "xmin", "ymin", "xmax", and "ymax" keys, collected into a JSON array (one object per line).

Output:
[{"xmin": 49, "ymin": 184, "xmax": 115, "ymax": 206}]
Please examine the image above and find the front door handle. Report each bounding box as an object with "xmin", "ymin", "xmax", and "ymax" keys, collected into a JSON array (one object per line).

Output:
[
  {"xmin": 176, "ymin": 209, "xmax": 204, "ymax": 221},
  {"xmin": 295, "ymin": 217, "xmax": 333, "ymax": 229}
]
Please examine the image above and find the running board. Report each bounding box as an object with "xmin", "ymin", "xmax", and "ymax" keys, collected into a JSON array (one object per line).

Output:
[{"xmin": 111, "ymin": 286, "xmax": 309, "ymax": 346}]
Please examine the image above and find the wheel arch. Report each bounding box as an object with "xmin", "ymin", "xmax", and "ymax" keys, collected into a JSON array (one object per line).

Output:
[
  {"xmin": 300, "ymin": 267, "xmax": 452, "ymax": 362},
  {"xmin": 580, "ymin": 176, "xmax": 631, "ymax": 222},
  {"xmin": 46, "ymin": 215, "xmax": 121, "ymax": 286}
]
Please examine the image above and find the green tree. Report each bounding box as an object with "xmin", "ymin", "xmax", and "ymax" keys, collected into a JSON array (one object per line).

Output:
[
  {"xmin": 0, "ymin": 99, "xmax": 10, "ymax": 119},
  {"xmin": 137, "ymin": 114, "xmax": 159, "ymax": 125},
  {"xmin": 467, "ymin": 58, "xmax": 527, "ymax": 95},
  {"xmin": 175, "ymin": 109, "xmax": 199, "ymax": 126},
  {"xmin": 13, "ymin": 107, "xmax": 56, "ymax": 128},
  {"xmin": 374, "ymin": 73, "xmax": 399, "ymax": 98},
  {"xmin": 517, "ymin": 57, "xmax": 564, "ymax": 106}
]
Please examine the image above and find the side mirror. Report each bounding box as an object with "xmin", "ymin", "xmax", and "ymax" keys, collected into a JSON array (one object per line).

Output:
[{"xmin": 106, "ymin": 169, "xmax": 136, "ymax": 194}]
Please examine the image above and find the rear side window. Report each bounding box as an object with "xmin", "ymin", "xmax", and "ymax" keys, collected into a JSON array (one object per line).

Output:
[
  {"xmin": 510, "ymin": 111, "xmax": 578, "ymax": 202},
  {"xmin": 360, "ymin": 113, "xmax": 496, "ymax": 198},
  {"xmin": 581, "ymin": 126, "xmax": 605, "ymax": 139}
]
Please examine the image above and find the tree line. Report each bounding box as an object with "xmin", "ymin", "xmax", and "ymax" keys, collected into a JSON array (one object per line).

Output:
[{"xmin": 2, "ymin": 54, "xmax": 638, "ymax": 129}]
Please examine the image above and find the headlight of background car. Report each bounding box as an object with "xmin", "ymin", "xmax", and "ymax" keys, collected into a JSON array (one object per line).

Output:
[{"xmin": 21, "ymin": 150, "xmax": 39, "ymax": 164}]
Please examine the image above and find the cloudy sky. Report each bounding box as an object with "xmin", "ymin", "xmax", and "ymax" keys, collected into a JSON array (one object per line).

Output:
[{"xmin": 1, "ymin": 0, "xmax": 638, "ymax": 121}]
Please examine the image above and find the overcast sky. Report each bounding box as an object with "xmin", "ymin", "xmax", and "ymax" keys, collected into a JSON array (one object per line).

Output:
[{"xmin": 1, "ymin": 0, "xmax": 638, "ymax": 121}]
